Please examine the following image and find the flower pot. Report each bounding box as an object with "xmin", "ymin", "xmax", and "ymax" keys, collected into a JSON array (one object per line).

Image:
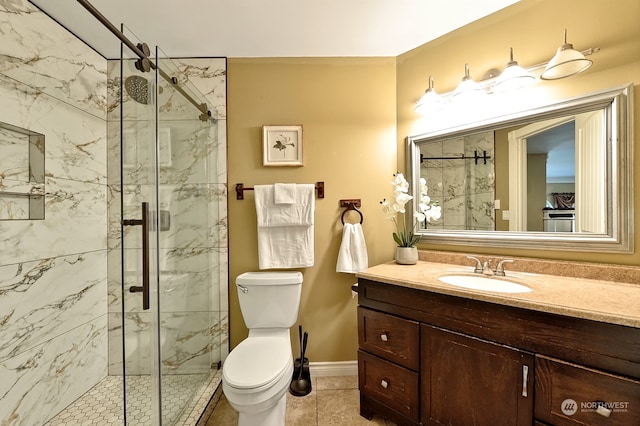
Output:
[{"xmin": 395, "ymin": 246, "xmax": 418, "ymax": 265}]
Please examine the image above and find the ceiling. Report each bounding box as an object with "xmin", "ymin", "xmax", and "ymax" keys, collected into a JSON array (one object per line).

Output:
[{"xmin": 30, "ymin": 0, "xmax": 519, "ymax": 59}]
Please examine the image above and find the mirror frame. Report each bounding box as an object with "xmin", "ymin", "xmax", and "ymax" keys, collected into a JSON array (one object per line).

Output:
[{"xmin": 406, "ymin": 83, "xmax": 634, "ymax": 252}]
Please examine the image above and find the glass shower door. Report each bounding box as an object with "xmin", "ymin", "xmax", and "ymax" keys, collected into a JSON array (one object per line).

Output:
[
  {"xmin": 120, "ymin": 25, "xmax": 161, "ymax": 425},
  {"xmin": 118, "ymin": 31, "xmax": 219, "ymax": 423}
]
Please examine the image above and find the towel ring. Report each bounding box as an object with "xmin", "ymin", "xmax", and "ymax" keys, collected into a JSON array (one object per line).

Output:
[{"xmin": 341, "ymin": 203, "xmax": 363, "ymax": 225}]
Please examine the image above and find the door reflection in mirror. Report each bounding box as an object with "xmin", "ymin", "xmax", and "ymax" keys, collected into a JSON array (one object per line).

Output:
[{"xmin": 507, "ymin": 110, "xmax": 605, "ymax": 233}]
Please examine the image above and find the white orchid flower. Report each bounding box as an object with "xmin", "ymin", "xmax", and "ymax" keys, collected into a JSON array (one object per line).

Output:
[
  {"xmin": 381, "ymin": 173, "xmax": 440, "ymax": 247},
  {"xmin": 394, "ymin": 191, "xmax": 412, "ymax": 207},
  {"xmin": 392, "ymin": 173, "xmax": 410, "ymax": 192},
  {"xmin": 426, "ymin": 205, "xmax": 442, "ymax": 221}
]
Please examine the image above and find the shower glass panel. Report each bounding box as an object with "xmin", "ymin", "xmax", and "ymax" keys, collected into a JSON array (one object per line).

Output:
[
  {"xmin": 120, "ymin": 25, "xmax": 161, "ymax": 425},
  {"xmin": 118, "ymin": 25, "xmax": 220, "ymax": 425},
  {"xmin": 155, "ymin": 47, "xmax": 219, "ymax": 425}
]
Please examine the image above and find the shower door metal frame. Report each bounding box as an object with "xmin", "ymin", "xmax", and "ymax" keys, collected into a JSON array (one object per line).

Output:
[{"xmin": 76, "ymin": 0, "xmax": 211, "ymax": 121}]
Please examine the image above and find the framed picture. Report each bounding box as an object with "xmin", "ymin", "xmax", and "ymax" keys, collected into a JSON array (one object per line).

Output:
[{"xmin": 262, "ymin": 125, "xmax": 303, "ymax": 166}]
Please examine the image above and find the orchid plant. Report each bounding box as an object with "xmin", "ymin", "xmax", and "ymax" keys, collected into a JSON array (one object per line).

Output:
[{"xmin": 380, "ymin": 173, "xmax": 441, "ymax": 247}]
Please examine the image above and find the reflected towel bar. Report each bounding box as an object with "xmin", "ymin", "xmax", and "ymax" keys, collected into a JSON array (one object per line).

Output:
[
  {"xmin": 235, "ymin": 182, "xmax": 324, "ymax": 200},
  {"xmin": 420, "ymin": 150, "xmax": 491, "ymax": 165}
]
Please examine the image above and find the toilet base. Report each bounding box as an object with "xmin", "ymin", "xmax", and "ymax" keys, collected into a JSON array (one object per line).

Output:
[{"xmin": 238, "ymin": 392, "xmax": 286, "ymax": 426}]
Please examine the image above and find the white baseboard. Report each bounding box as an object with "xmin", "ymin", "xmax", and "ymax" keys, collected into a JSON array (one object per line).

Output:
[{"xmin": 308, "ymin": 361, "xmax": 358, "ymax": 377}]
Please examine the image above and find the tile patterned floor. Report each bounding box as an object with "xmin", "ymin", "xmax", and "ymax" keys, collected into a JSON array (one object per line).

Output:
[
  {"xmin": 206, "ymin": 375, "xmax": 397, "ymax": 426},
  {"xmin": 46, "ymin": 371, "xmax": 220, "ymax": 426}
]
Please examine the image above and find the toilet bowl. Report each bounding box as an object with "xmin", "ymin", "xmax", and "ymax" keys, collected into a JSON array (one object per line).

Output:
[{"xmin": 222, "ymin": 272, "xmax": 303, "ymax": 426}]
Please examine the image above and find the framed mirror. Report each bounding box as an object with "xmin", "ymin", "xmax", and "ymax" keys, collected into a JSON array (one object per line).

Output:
[{"xmin": 406, "ymin": 84, "xmax": 634, "ymax": 252}]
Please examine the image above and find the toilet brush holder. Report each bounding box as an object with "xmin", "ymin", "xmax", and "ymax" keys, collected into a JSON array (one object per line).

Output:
[
  {"xmin": 290, "ymin": 331, "xmax": 311, "ymax": 396},
  {"xmin": 289, "ymin": 357, "xmax": 312, "ymax": 396},
  {"xmin": 293, "ymin": 357, "xmax": 309, "ymax": 378}
]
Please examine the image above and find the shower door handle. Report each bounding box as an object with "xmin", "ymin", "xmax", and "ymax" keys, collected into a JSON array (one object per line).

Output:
[{"xmin": 123, "ymin": 202, "xmax": 150, "ymax": 310}]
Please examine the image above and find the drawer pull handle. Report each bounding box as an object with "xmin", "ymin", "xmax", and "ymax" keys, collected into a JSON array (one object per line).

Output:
[
  {"xmin": 596, "ymin": 404, "xmax": 612, "ymax": 418},
  {"xmin": 380, "ymin": 379, "xmax": 389, "ymax": 389},
  {"xmin": 522, "ymin": 365, "xmax": 529, "ymax": 397},
  {"xmin": 380, "ymin": 333, "xmax": 389, "ymax": 342}
]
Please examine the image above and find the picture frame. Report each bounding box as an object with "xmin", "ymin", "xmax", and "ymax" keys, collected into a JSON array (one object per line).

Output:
[{"xmin": 262, "ymin": 125, "xmax": 303, "ymax": 166}]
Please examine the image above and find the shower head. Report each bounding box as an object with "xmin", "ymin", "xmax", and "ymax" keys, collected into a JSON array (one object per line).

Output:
[{"xmin": 124, "ymin": 75, "xmax": 149, "ymax": 104}]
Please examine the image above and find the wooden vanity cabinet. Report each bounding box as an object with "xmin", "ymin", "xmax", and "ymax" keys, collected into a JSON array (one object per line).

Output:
[
  {"xmin": 357, "ymin": 278, "xmax": 640, "ymax": 426},
  {"xmin": 421, "ymin": 325, "xmax": 534, "ymax": 425},
  {"xmin": 535, "ymin": 355, "xmax": 640, "ymax": 426}
]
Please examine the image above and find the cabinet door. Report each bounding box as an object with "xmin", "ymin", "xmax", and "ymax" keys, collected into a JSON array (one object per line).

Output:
[
  {"xmin": 421, "ymin": 324, "xmax": 534, "ymax": 426},
  {"xmin": 535, "ymin": 355, "xmax": 640, "ymax": 425}
]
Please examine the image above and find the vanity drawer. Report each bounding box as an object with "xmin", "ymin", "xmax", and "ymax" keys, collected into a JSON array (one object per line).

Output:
[
  {"xmin": 358, "ymin": 350, "xmax": 419, "ymax": 422},
  {"xmin": 535, "ymin": 355, "xmax": 640, "ymax": 426},
  {"xmin": 358, "ymin": 307, "xmax": 419, "ymax": 370}
]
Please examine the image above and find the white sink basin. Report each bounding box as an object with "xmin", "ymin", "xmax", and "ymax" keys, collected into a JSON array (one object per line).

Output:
[{"xmin": 438, "ymin": 275, "xmax": 532, "ymax": 293}]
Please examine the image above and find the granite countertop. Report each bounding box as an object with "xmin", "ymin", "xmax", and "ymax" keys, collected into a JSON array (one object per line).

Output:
[{"xmin": 356, "ymin": 261, "xmax": 640, "ymax": 328}]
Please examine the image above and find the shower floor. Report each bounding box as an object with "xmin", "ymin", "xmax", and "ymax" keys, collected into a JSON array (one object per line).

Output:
[{"xmin": 45, "ymin": 371, "xmax": 221, "ymax": 426}]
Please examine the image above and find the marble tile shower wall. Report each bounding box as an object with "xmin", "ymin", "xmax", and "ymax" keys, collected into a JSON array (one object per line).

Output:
[
  {"xmin": 0, "ymin": 1, "xmax": 109, "ymax": 425},
  {"xmin": 422, "ymin": 132, "xmax": 495, "ymax": 230},
  {"xmin": 106, "ymin": 58, "xmax": 228, "ymax": 376}
]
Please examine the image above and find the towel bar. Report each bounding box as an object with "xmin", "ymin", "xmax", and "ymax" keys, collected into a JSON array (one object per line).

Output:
[{"xmin": 235, "ymin": 182, "xmax": 324, "ymax": 200}]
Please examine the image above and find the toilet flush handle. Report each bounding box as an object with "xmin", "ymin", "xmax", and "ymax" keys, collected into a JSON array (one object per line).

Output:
[{"xmin": 236, "ymin": 283, "xmax": 249, "ymax": 294}]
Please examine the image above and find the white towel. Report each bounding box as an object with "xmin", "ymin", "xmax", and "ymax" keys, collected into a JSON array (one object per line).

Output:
[
  {"xmin": 255, "ymin": 184, "xmax": 315, "ymax": 269},
  {"xmin": 274, "ymin": 183, "xmax": 296, "ymax": 204},
  {"xmin": 336, "ymin": 223, "xmax": 369, "ymax": 273},
  {"xmin": 255, "ymin": 184, "xmax": 314, "ymax": 227}
]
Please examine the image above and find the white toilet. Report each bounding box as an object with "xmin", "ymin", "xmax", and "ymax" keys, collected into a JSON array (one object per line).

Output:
[{"xmin": 222, "ymin": 271, "xmax": 303, "ymax": 426}]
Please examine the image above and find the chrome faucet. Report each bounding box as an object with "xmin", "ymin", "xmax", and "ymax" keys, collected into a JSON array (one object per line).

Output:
[
  {"xmin": 494, "ymin": 259, "xmax": 514, "ymax": 276},
  {"xmin": 482, "ymin": 261, "xmax": 494, "ymax": 276},
  {"xmin": 466, "ymin": 256, "xmax": 514, "ymax": 276},
  {"xmin": 466, "ymin": 256, "xmax": 483, "ymax": 274}
]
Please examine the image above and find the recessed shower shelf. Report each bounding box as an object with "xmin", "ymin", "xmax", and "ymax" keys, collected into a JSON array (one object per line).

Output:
[{"xmin": 0, "ymin": 120, "xmax": 45, "ymax": 220}]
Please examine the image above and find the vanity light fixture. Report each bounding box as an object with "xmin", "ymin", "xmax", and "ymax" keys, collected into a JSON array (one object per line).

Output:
[
  {"xmin": 493, "ymin": 47, "xmax": 535, "ymax": 92},
  {"xmin": 414, "ymin": 75, "xmax": 444, "ymax": 114},
  {"xmin": 414, "ymin": 29, "xmax": 599, "ymax": 115},
  {"xmin": 451, "ymin": 64, "xmax": 485, "ymax": 102},
  {"xmin": 540, "ymin": 29, "xmax": 592, "ymax": 80}
]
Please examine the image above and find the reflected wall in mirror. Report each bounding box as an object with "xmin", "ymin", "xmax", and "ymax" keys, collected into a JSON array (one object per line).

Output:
[{"xmin": 407, "ymin": 84, "xmax": 633, "ymax": 252}]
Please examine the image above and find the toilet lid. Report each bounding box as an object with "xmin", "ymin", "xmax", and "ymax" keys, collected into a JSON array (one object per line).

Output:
[{"xmin": 223, "ymin": 337, "xmax": 291, "ymax": 390}]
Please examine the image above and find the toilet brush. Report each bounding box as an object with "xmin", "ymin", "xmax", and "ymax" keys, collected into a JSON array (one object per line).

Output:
[{"xmin": 289, "ymin": 331, "xmax": 311, "ymax": 396}]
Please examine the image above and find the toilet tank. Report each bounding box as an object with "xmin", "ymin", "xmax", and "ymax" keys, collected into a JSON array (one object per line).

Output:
[{"xmin": 236, "ymin": 272, "xmax": 303, "ymax": 329}]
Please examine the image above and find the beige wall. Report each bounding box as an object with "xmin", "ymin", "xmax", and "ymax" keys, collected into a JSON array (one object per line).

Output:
[
  {"xmin": 227, "ymin": 58, "xmax": 397, "ymax": 360},
  {"xmin": 227, "ymin": 0, "xmax": 640, "ymax": 362},
  {"xmin": 397, "ymin": 0, "xmax": 640, "ymax": 265}
]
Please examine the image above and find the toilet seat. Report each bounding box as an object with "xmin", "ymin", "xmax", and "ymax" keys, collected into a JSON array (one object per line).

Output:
[{"xmin": 223, "ymin": 336, "xmax": 291, "ymax": 392}]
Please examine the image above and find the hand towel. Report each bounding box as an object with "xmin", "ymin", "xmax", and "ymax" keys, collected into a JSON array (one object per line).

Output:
[
  {"xmin": 255, "ymin": 184, "xmax": 315, "ymax": 269},
  {"xmin": 336, "ymin": 223, "xmax": 369, "ymax": 273},
  {"xmin": 274, "ymin": 183, "xmax": 296, "ymax": 204},
  {"xmin": 255, "ymin": 184, "xmax": 314, "ymax": 227}
]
